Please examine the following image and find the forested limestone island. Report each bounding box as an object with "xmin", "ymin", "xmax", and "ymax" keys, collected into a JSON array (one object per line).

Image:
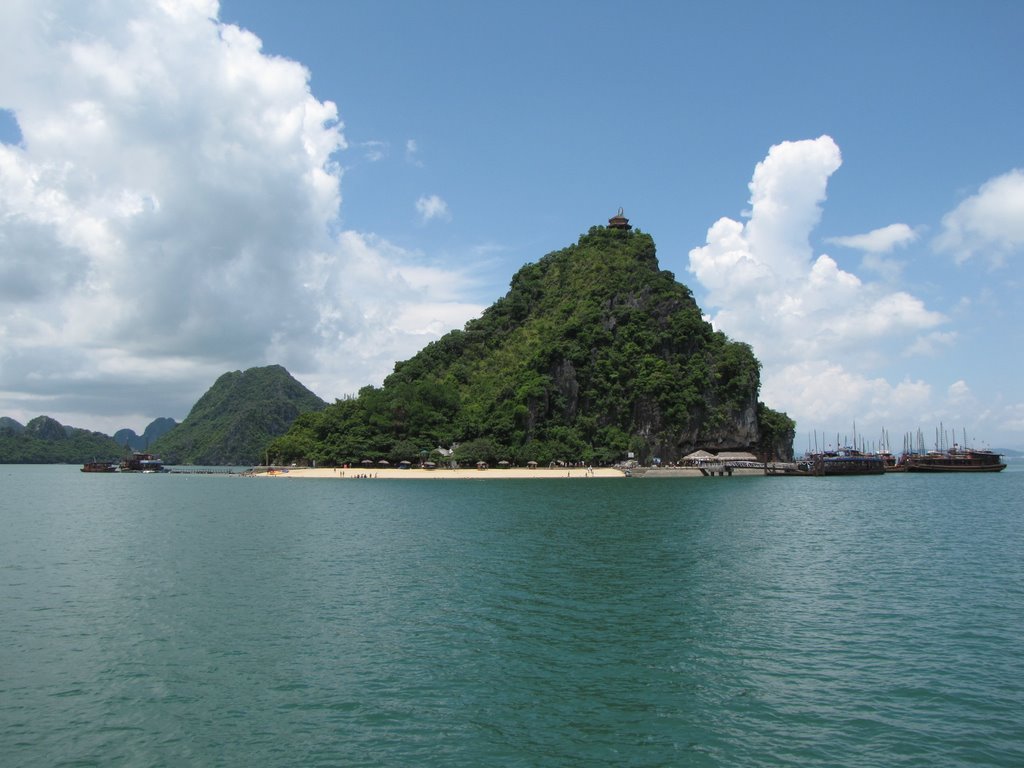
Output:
[
  {"xmin": 1, "ymin": 365, "xmax": 325, "ymax": 466},
  {"xmin": 150, "ymin": 365, "xmax": 328, "ymax": 465},
  {"xmin": 0, "ymin": 415, "xmax": 125, "ymax": 464},
  {"xmin": 114, "ymin": 417, "xmax": 177, "ymax": 452},
  {"xmin": 269, "ymin": 219, "xmax": 795, "ymax": 467}
]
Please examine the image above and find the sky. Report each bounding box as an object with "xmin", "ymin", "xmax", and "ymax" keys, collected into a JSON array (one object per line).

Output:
[{"xmin": 1, "ymin": 0, "xmax": 1022, "ymax": 452}]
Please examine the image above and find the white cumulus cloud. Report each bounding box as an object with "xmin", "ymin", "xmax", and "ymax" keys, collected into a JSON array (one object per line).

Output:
[
  {"xmin": 947, "ymin": 379, "xmax": 971, "ymax": 403},
  {"xmin": 935, "ymin": 169, "xmax": 1024, "ymax": 265},
  {"xmin": 761, "ymin": 361, "xmax": 932, "ymax": 436},
  {"xmin": 687, "ymin": 136, "xmax": 946, "ymax": 438},
  {"xmin": 0, "ymin": 0, "xmax": 481, "ymax": 432}
]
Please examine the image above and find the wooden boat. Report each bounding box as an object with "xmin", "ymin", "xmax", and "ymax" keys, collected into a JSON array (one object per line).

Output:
[
  {"xmin": 901, "ymin": 448, "xmax": 1005, "ymax": 473},
  {"xmin": 878, "ymin": 450, "xmax": 904, "ymax": 471},
  {"xmin": 80, "ymin": 460, "xmax": 117, "ymax": 473},
  {"xmin": 797, "ymin": 449, "xmax": 886, "ymax": 476},
  {"xmin": 119, "ymin": 452, "xmax": 166, "ymax": 473}
]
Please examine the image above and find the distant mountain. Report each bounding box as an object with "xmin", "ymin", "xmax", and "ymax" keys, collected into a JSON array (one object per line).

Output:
[
  {"xmin": 0, "ymin": 416, "xmax": 25, "ymax": 435},
  {"xmin": 114, "ymin": 417, "xmax": 178, "ymax": 451},
  {"xmin": 0, "ymin": 415, "xmax": 123, "ymax": 464},
  {"xmin": 27, "ymin": 415, "xmax": 68, "ymax": 441},
  {"xmin": 150, "ymin": 365, "xmax": 327, "ymax": 465}
]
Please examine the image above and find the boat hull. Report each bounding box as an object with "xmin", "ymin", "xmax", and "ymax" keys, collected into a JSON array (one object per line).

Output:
[
  {"xmin": 798, "ymin": 450, "xmax": 887, "ymax": 476},
  {"xmin": 818, "ymin": 460, "xmax": 886, "ymax": 476},
  {"xmin": 81, "ymin": 462, "xmax": 117, "ymax": 473},
  {"xmin": 901, "ymin": 450, "xmax": 1006, "ymax": 473},
  {"xmin": 904, "ymin": 462, "xmax": 1006, "ymax": 473},
  {"xmin": 119, "ymin": 452, "xmax": 167, "ymax": 473}
]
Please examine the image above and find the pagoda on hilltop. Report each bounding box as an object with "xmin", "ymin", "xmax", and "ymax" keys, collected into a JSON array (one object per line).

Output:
[{"xmin": 607, "ymin": 207, "xmax": 632, "ymax": 230}]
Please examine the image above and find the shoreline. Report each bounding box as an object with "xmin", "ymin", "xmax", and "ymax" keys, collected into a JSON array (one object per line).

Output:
[
  {"xmin": 249, "ymin": 465, "xmax": 772, "ymax": 479},
  {"xmin": 253, "ymin": 466, "xmax": 627, "ymax": 480}
]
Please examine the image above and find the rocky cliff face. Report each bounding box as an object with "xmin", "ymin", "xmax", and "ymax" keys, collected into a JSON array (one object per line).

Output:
[
  {"xmin": 533, "ymin": 356, "xmax": 764, "ymax": 460},
  {"xmin": 462, "ymin": 225, "xmax": 791, "ymax": 462},
  {"xmin": 26, "ymin": 415, "xmax": 68, "ymax": 441}
]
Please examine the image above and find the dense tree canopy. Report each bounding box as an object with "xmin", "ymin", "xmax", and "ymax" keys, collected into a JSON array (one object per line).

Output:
[
  {"xmin": 0, "ymin": 416, "xmax": 123, "ymax": 464},
  {"xmin": 152, "ymin": 365, "xmax": 327, "ymax": 465}
]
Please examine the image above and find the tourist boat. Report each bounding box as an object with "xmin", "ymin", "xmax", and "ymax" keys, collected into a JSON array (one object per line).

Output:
[
  {"xmin": 119, "ymin": 452, "xmax": 167, "ymax": 473},
  {"xmin": 80, "ymin": 460, "xmax": 118, "ymax": 473},
  {"xmin": 901, "ymin": 447, "xmax": 1006, "ymax": 473},
  {"xmin": 878, "ymin": 450, "xmax": 904, "ymax": 471},
  {"xmin": 797, "ymin": 449, "xmax": 886, "ymax": 476}
]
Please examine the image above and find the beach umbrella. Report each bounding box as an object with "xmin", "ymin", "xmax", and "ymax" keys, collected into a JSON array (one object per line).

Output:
[
  {"xmin": 360, "ymin": 459, "xmax": 372, "ymax": 465},
  {"xmin": 424, "ymin": 461, "xmax": 436, "ymax": 469},
  {"xmin": 378, "ymin": 459, "xmax": 390, "ymax": 466},
  {"xmin": 399, "ymin": 460, "xmax": 411, "ymax": 466},
  {"xmin": 527, "ymin": 461, "xmax": 538, "ymax": 467},
  {"xmin": 498, "ymin": 460, "xmax": 510, "ymax": 467}
]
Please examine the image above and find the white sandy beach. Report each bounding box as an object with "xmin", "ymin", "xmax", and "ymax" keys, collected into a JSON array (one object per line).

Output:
[{"xmin": 255, "ymin": 466, "xmax": 627, "ymax": 480}]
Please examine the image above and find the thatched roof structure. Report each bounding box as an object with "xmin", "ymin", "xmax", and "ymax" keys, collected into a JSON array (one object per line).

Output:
[{"xmin": 683, "ymin": 450, "xmax": 715, "ymax": 460}]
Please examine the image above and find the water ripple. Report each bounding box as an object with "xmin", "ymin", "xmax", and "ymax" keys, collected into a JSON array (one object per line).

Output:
[{"xmin": 1, "ymin": 467, "xmax": 1023, "ymax": 766}]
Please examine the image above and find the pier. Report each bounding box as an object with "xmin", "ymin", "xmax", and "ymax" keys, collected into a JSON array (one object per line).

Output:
[{"xmin": 168, "ymin": 468, "xmax": 241, "ymax": 475}]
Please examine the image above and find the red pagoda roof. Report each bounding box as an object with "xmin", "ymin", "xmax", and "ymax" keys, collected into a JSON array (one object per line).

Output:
[{"xmin": 608, "ymin": 207, "xmax": 631, "ymax": 230}]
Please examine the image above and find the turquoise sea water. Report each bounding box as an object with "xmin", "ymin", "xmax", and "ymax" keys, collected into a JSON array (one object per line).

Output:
[{"xmin": 2, "ymin": 464, "xmax": 1023, "ymax": 767}]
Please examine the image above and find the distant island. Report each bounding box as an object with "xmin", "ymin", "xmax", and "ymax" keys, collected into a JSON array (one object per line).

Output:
[
  {"xmin": 114, "ymin": 418, "xmax": 178, "ymax": 452},
  {"xmin": 149, "ymin": 365, "xmax": 326, "ymax": 465},
  {"xmin": 0, "ymin": 366, "xmax": 324, "ymax": 466},
  {"xmin": 0, "ymin": 416, "xmax": 129, "ymax": 465},
  {"xmin": 268, "ymin": 218, "xmax": 795, "ymax": 467}
]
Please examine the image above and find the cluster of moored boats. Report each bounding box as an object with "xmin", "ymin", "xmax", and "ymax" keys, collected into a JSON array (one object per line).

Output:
[
  {"xmin": 80, "ymin": 452, "xmax": 166, "ymax": 473},
  {"xmin": 789, "ymin": 446, "xmax": 1006, "ymax": 476}
]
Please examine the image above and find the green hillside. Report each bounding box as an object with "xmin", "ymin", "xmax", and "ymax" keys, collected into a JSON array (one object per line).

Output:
[
  {"xmin": 0, "ymin": 416, "xmax": 123, "ymax": 464},
  {"xmin": 151, "ymin": 365, "xmax": 327, "ymax": 465},
  {"xmin": 269, "ymin": 224, "xmax": 794, "ymax": 466}
]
